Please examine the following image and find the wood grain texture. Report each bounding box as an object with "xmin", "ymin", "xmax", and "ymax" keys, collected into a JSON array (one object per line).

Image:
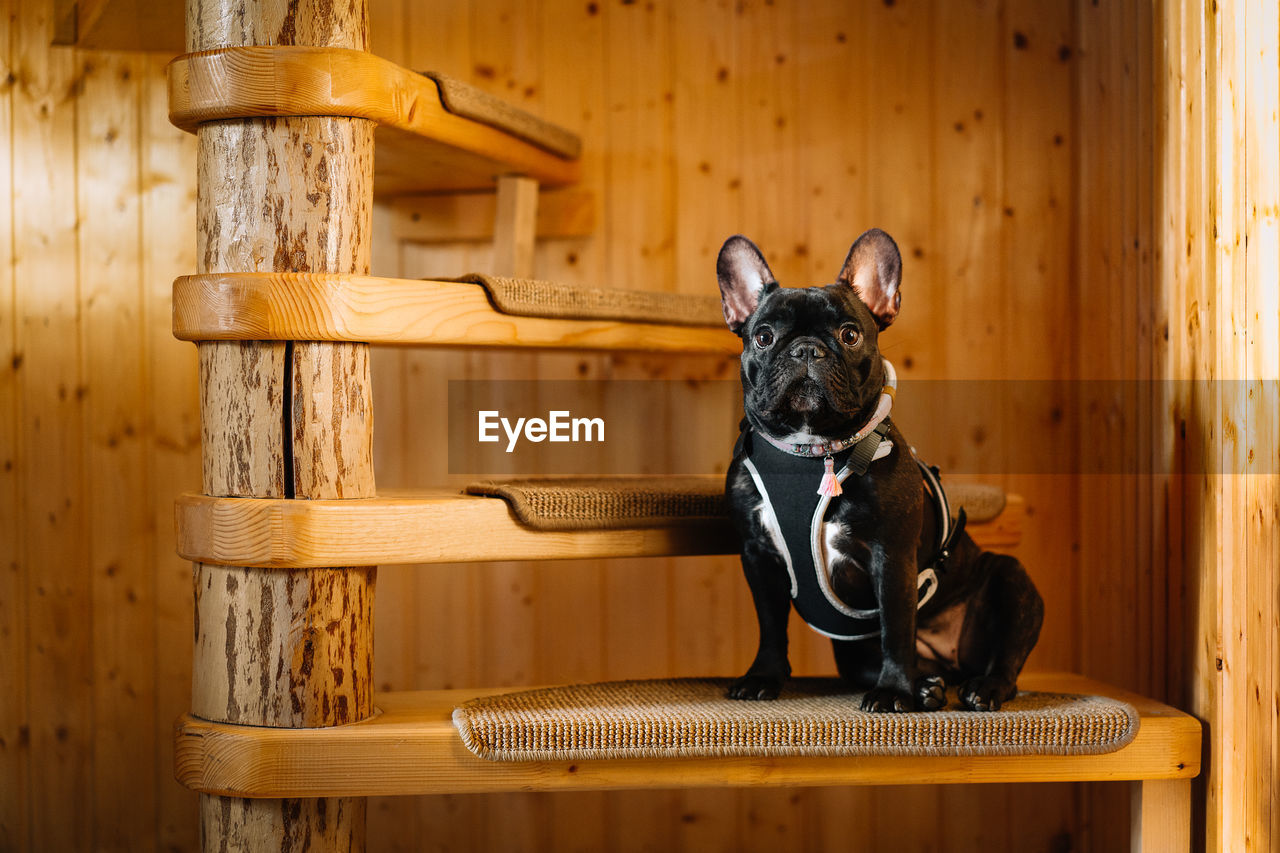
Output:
[
  {"xmin": 140, "ymin": 51, "xmax": 204, "ymax": 852},
  {"xmin": 0, "ymin": 0, "xmax": 1225, "ymax": 848},
  {"xmin": 172, "ymin": 272, "xmax": 741, "ymax": 353},
  {"xmin": 1155, "ymin": 2, "xmax": 1280, "ymax": 852},
  {"xmin": 12, "ymin": 3, "xmax": 90, "ymax": 849},
  {"xmin": 78, "ymin": 49, "xmax": 159, "ymax": 851},
  {"xmin": 928, "ymin": 3, "xmax": 1027, "ymax": 841},
  {"xmin": 192, "ymin": 563, "xmax": 375, "ymax": 726},
  {"xmin": 68, "ymin": 0, "xmax": 184, "ymax": 52},
  {"xmin": 1130, "ymin": 779, "xmax": 1191, "ymax": 853},
  {"xmin": 667, "ymin": 3, "xmax": 750, "ymax": 844},
  {"xmin": 0, "ymin": 2, "xmax": 24, "ymax": 847},
  {"xmin": 172, "ymin": 672, "xmax": 1200, "ymax": 799},
  {"xmin": 1075, "ymin": 0, "xmax": 1158, "ymax": 844},
  {"xmin": 493, "ymin": 175, "xmax": 539, "ymax": 279},
  {"xmin": 167, "ymin": 46, "xmax": 581, "ymax": 193},
  {"xmin": 390, "ymin": 187, "xmax": 595, "ymax": 244},
  {"xmin": 174, "ymin": 491, "xmax": 1023, "ymax": 568},
  {"xmin": 996, "ymin": 2, "xmax": 1083, "ymax": 843}
]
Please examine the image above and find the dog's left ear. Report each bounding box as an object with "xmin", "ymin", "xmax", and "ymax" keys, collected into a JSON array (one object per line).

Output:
[{"xmin": 837, "ymin": 228, "xmax": 902, "ymax": 329}]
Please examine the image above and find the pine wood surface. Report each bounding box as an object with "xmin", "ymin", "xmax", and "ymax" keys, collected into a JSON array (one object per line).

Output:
[
  {"xmin": 10, "ymin": 4, "xmax": 90, "ymax": 849},
  {"xmin": 4, "ymin": 0, "xmax": 1255, "ymax": 849},
  {"xmin": 390, "ymin": 188, "xmax": 595, "ymax": 244},
  {"xmin": 173, "ymin": 491, "xmax": 1024, "ymax": 568},
  {"xmin": 0, "ymin": 6, "xmax": 22, "ymax": 849},
  {"xmin": 494, "ymin": 175, "xmax": 539, "ymax": 279},
  {"xmin": 1130, "ymin": 779, "xmax": 1191, "ymax": 853},
  {"xmin": 1154, "ymin": 2, "xmax": 1280, "ymax": 851},
  {"xmin": 167, "ymin": 45, "xmax": 581, "ymax": 194},
  {"xmin": 54, "ymin": 0, "xmax": 183, "ymax": 52},
  {"xmin": 172, "ymin": 671, "xmax": 1200, "ymax": 799},
  {"xmin": 172, "ymin": 272, "xmax": 741, "ymax": 353}
]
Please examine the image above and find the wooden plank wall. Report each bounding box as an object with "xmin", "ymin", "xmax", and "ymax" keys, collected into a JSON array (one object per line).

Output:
[
  {"xmin": 1074, "ymin": 1, "xmax": 1158, "ymax": 846},
  {"xmin": 1156, "ymin": 1, "xmax": 1279, "ymax": 851},
  {"xmin": 0, "ymin": 0, "xmax": 202, "ymax": 849},
  {"xmin": 360, "ymin": 1, "xmax": 1140, "ymax": 851},
  {"xmin": 14, "ymin": 0, "xmax": 1276, "ymax": 850}
]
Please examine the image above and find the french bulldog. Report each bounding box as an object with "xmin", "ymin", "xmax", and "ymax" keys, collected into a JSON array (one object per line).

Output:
[{"xmin": 718, "ymin": 229, "xmax": 1043, "ymax": 712}]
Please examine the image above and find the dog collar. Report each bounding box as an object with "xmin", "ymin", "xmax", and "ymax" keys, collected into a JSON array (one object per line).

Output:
[{"xmin": 755, "ymin": 358, "xmax": 897, "ymax": 458}]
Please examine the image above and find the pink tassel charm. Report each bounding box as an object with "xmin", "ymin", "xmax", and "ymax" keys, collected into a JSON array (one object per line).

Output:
[{"xmin": 817, "ymin": 456, "xmax": 842, "ymax": 497}]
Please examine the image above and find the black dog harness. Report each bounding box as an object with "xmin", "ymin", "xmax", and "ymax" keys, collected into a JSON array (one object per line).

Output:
[{"xmin": 737, "ymin": 421, "xmax": 965, "ymax": 641}]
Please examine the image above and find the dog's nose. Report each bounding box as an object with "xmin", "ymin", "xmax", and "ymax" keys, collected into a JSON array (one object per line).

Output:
[{"xmin": 788, "ymin": 338, "xmax": 827, "ymax": 360}]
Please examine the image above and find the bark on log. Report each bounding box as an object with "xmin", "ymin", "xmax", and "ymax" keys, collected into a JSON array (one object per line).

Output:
[{"xmin": 187, "ymin": 1, "xmax": 376, "ymax": 850}]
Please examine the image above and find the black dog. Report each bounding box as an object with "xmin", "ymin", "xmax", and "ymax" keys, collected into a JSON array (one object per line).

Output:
[{"xmin": 718, "ymin": 230, "xmax": 1043, "ymax": 712}]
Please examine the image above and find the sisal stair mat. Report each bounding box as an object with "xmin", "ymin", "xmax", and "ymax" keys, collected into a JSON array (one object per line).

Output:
[
  {"xmin": 465, "ymin": 477, "xmax": 1005, "ymax": 531},
  {"xmin": 453, "ymin": 678, "xmax": 1139, "ymax": 762},
  {"xmin": 464, "ymin": 476, "xmax": 727, "ymax": 530},
  {"xmin": 441, "ymin": 274, "xmax": 726, "ymax": 327},
  {"xmin": 422, "ymin": 72, "xmax": 582, "ymax": 160}
]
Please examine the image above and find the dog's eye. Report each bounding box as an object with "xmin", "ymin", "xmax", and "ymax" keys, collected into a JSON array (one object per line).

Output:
[
  {"xmin": 839, "ymin": 326, "xmax": 862, "ymax": 347},
  {"xmin": 753, "ymin": 328, "xmax": 775, "ymax": 349}
]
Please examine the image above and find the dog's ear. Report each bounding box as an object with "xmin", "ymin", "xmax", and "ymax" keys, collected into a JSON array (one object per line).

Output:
[
  {"xmin": 717, "ymin": 235, "xmax": 777, "ymax": 334},
  {"xmin": 837, "ymin": 228, "xmax": 902, "ymax": 329}
]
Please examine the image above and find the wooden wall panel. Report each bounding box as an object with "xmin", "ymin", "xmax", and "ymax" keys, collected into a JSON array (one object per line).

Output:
[
  {"xmin": 929, "ymin": 3, "xmax": 1027, "ymax": 847},
  {"xmin": 1155, "ymin": 1, "xmax": 1280, "ymax": 851},
  {"xmin": 13, "ymin": 3, "xmax": 91, "ymax": 849},
  {"xmin": 0, "ymin": 0, "xmax": 205, "ymax": 848},
  {"xmin": 2, "ymin": 0, "xmax": 1236, "ymax": 850},
  {"xmin": 1075, "ymin": 0, "xmax": 1157, "ymax": 847},
  {"xmin": 0, "ymin": 1, "xmax": 24, "ymax": 848},
  {"xmin": 138, "ymin": 52, "xmax": 201, "ymax": 852},
  {"xmin": 77, "ymin": 49, "xmax": 155, "ymax": 849}
]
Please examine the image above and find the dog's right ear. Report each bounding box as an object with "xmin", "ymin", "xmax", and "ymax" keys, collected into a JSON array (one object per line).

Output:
[{"xmin": 716, "ymin": 235, "xmax": 777, "ymax": 334}]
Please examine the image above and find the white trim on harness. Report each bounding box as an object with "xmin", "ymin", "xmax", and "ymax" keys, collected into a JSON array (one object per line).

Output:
[
  {"xmin": 811, "ymin": 457, "xmax": 884, "ymax": 622},
  {"xmin": 741, "ymin": 456, "xmax": 798, "ymax": 598},
  {"xmin": 806, "ymin": 441, "xmax": 940, "ymax": 642}
]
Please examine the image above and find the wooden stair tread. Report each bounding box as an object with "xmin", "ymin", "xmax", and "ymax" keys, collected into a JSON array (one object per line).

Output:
[
  {"xmin": 167, "ymin": 46, "xmax": 580, "ymax": 195},
  {"xmin": 175, "ymin": 490, "xmax": 1024, "ymax": 568},
  {"xmin": 173, "ymin": 671, "xmax": 1201, "ymax": 798},
  {"xmin": 172, "ymin": 272, "xmax": 740, "ymax": 353},
  {"xmin": 177, "ymin": 488, "xmax": 735, "ymax": 566}
]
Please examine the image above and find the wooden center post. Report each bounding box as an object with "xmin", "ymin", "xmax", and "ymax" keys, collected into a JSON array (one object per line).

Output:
[{"xmin": 185, "ymin": 0, "xmax": 376, "ymax": 849}]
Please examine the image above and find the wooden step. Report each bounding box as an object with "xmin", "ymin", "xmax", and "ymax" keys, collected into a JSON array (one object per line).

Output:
[
  {"xmin": 172, "ymin": 272, "xmax": 740, "ymax": 353},
  {"xmin": 173, "ymin": 671, "xmax": 1200, "ymax": 798},
  {"xmin": 175, "ymin": 490, "xmax": 1025, "ymax": 568},
  {"xmin": 167, "ymin": 46, "xmax": 579, "ymax": 195}
]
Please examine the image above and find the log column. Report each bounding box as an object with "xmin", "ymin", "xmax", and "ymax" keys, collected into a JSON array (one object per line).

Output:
[{"xmin": 186, "ymin": 1, "xmax": 376, "ymax": 849}]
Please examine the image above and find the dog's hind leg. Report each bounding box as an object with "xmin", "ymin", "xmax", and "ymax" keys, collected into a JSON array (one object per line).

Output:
[{"xmin": 956, "ymin": 552, "xmax": 1044, "ymax": 711}]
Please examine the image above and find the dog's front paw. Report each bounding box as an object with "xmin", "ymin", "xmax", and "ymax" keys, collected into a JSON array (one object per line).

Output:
[
  {"xmin": 914, "ymin": 675, "xmax": 947, "ymax": 711},
  {"xmin": 727, "ymin": 673, "xmax": 784, "ymax": 700},
  {"xmin": 860, "ymin": 685, "xmax": 915, "ymax": 713},
  {"xmin": 960, "ymin": 676, "xmax": 1015, "ymax": 711}
]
